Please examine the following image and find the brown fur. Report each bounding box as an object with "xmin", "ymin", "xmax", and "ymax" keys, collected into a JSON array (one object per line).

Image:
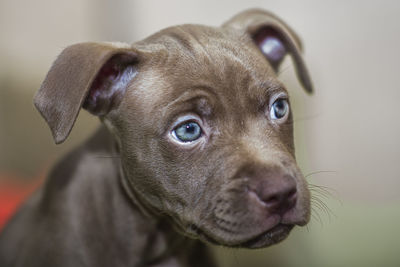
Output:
[{"xmin": 0, "ymin": 9, "xmax": 312, "ymax": 267}]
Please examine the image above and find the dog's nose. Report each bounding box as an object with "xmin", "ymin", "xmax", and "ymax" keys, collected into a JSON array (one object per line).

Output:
[{"xmin": 252, "ymin": 174, "xmax": 297, "ymax": 215}]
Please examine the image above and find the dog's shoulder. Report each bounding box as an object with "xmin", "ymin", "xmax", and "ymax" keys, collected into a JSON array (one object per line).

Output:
[{"xmin": 0, "ymin": 126, "xmax": 128, "ymax": 266}]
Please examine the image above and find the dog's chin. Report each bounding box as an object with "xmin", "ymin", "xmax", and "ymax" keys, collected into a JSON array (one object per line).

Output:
[{"xmin": 195, "ymin": 224, "xmax": 294, "ymax": 249}]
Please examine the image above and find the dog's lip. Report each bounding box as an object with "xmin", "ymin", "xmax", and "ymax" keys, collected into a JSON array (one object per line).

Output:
[
  {"xmin": 239, "ymin": 223, "xmax": 294, "ymax": 248},
  {"xmin": 192, "ymin": 223, "xmax": 294, "ymax": 248}
]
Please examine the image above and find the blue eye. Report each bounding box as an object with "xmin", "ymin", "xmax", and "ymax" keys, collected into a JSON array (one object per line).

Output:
[
  {"xmin": 270, "ymin": 98, "xmax": 289, "ymax": 120},
  {"xmin": 172, "ymin": 121, "xmax": 202, "ymax": 142}
]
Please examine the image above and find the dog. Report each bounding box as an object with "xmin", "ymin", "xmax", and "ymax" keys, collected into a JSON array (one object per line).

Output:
[{"xmin": 0, "ymin": 8, "xmax": 313, "ymax": 267}]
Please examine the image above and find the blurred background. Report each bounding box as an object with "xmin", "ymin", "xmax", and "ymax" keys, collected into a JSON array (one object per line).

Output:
[{"xmin": 1, "ymin": 0, "xmax": 399, "ymax": 266}]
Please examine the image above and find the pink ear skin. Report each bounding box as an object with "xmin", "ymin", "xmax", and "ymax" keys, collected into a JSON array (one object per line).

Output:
[
  {"xmin": 252, "ymin": 26, "xmax": 313, "ymax": 94},
  {"xmin": 253, "ymin": 28, "xmax": 286, "ymax": 71},
  {"xmin": 221, "ymin": 9, "xmax": 313, "ymax": 93},
  {"xmin": 83, "ymin": 54, "xmax": 137, "ymax": 116}
]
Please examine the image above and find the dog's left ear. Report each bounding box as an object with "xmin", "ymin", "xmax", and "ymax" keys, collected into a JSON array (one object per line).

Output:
[
  {"xmin": 34, "ymin": 42, "xmax": 138, "ymax": 144},
  {"xmin": 223, "ymin": 9, "xmax": 313, "ymax": 93}
]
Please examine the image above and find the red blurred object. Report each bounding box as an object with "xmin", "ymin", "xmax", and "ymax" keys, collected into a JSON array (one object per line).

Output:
[{"xmin": 0, "ymin": 174, "xmax": 43, "ymax": 231}]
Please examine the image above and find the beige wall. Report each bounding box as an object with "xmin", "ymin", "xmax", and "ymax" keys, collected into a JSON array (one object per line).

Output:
[{"xmin": 1, "ymin": 0, "xmax": 400, "ymax": 266}]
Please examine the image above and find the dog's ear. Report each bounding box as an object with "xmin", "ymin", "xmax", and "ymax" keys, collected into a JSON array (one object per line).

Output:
[
  {"xmin": 223, "ymin": 9, "xmax": 313, "ymax": 93},
  {"xmin": 34, "ymin": 42, "xmax": 138, "ymax": 144}
]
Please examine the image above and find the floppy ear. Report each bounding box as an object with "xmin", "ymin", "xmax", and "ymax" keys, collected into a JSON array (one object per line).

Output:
[
  {"xmin": 34, "ymin": 42, "xmax": 138, "ymax": 144},
  {"xmin": 223, "ymin": 9, "xmax": 313, "ymax": 93}
]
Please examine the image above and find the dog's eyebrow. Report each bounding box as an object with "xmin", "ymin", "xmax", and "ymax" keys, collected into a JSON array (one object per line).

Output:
[
  {"xmin": 251, "ymin": 78, "xmax": 287, "ymax": 98},
  {"xmin": 161, "ymin": 86, "xmax": 218, "ymax": 118},
  {"xmin": 253, "ymin": 79, "xmax": 285, "ymax": 93}
]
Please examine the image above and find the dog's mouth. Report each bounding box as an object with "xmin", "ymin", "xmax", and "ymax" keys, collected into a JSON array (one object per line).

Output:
[
  {"xmin": 192, "ymin": 223, "xmax": 294, "ymax": 249},
  {"xmin": 240, "ymin": 224, "xmax": 294, "ymax": 248}
]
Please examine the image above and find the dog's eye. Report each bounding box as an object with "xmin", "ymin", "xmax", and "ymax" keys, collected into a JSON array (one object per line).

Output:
[
  {"xmin": 172, "ymin": 121, "xmax": 202, "ymax": 142},
  {"xmin": 270, "ymin": 98, "xmax": 289, "ymax": 120}
]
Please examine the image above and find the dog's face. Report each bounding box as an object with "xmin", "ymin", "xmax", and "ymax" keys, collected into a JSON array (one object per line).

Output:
[{"xmin": 35, "ymin": 9, "xmax": 312, "ymax": 248}]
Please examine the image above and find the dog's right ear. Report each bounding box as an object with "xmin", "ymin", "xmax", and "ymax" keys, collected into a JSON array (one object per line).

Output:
[
  {"xmin": 34, "ymin": 42, "xmax": 138, "ymax": 144},
  {"xmin": 223, "ymin": 9, "xmax": 313, "ymax": 94}
]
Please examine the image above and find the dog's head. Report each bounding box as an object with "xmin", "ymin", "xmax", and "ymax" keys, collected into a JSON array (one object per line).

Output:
[{"xmin": 35, "ymin": 9, "xmax": 312, "ymax": 248}]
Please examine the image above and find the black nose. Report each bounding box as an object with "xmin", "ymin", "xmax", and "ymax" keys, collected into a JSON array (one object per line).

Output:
[{"xmin": 253, "ymin": 174, "xmax": 297, "ymax": 215}]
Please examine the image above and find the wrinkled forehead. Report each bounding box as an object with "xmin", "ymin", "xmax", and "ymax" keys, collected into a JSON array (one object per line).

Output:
[{"xmin": 131, "ymin": 24, "xmax": 286, "ymax": 115}]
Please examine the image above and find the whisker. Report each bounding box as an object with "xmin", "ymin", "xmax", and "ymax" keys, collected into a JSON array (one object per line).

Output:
[
  {"xmin": 307, "ymin": 173, "xmax": 342, "ymax": 228},
  {"xmin": 310, "ymin": 206, "xmax": 323, "ymax": 226},
  {"xmin": 277, "ymin": 64, "xmax": 292, "ymax": 76},
  {"xmin": 309, "ymin": 183, "xmax": 333, "ymax": 191},
  {"xmin": 309, "ymin": 183, "xmax": 336, "ymax": 192},
  {"xmin": 309, "ymin": 183, "xmax": 342, "ymax": 205},
  {"xmin": 309, "ymin": 188, "xmax": 331, "ymax": 199},
  {"xmin": 305, "ymin": 170, "xmax": 337, "ymax": 179},
  {"xmin": 311, "ymin": 196, "xmax": 335, "ymax": 221},
  {"xmin": 310, "ymin": 198, "xmax": 326, "ymax": 216}
]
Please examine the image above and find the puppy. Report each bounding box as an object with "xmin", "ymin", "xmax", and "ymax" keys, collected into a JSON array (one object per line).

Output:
[{"xmin": 0, "ymin": 8, "xmax": 312, "ymax": 267}]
